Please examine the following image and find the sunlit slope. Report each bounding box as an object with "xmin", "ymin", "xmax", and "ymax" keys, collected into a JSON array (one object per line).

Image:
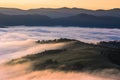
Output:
[{"xmin": 7, "ymin": 39, "xmax": 120, "ymax": 71}]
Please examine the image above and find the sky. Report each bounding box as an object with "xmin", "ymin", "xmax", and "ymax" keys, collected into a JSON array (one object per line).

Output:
[{"xmin": 0, "ymin": 0, "xmax": 120, "ymax": 10}]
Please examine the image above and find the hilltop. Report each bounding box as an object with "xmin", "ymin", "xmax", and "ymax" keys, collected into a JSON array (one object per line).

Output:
[{"xmin": 7, "ymin": 38, "xmax": 120, "ymax": 72}]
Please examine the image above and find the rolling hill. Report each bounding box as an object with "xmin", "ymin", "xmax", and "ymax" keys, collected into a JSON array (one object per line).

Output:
[{"xmin": 7, "ymin": 39, "xmax": 120, "ymax": 71}]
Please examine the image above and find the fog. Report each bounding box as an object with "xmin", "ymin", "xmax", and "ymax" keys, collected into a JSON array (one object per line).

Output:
[
  {"xmin": 0, "ymin": 26, "xmax": 120, "ymax": 80},
  {"xmin": 0, "ymin": 64, "xmax": 119, "ymax": 80},
  {"xmin": 0, "ymin": 26, "xmax": 120, "ymax": 62},
  {"xmin": 0, "ymin": 26, "xmax": 120, "ymax": 43},
  {"xmin": 0, "ymin": 40, "xmax": 67, "ymax": 63}
]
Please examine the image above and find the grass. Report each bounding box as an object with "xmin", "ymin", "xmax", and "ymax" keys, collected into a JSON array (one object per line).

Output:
[{"xmin": 7, "ymin": 39, "xmax": 120, "ymax": 72}]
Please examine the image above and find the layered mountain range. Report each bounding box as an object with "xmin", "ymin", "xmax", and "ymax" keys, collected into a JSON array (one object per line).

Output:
[{"xmin": 0, "ymin": 7, "xmax": 120, "ymax": 28}]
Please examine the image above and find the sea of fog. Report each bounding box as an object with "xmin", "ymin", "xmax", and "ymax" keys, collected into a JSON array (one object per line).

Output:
[
  {"xmin": 0, "ymin": 26, "xmax": 120, "ymax": 43},
  {"xmin": 0, "ymin": 26, "xmax": 120, "ymax": 63},
  {"xmin": 0, "ymin": 26, "xmax": 120, "ymax": 80}
]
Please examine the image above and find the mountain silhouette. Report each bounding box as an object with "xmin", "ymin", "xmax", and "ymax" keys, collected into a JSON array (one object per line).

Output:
[
  {"xmin": 0, "ymin": 7, "xmax": 120, "ymax": 18},
  {"xmin": 0, "ymin": 7, "xmax": 120, "ymax": 28}
]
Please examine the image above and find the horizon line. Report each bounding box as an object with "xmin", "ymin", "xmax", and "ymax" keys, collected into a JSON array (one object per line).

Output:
[{"xmin": 0, "ymin": 7, "xmax": 119, "ymax": 10}]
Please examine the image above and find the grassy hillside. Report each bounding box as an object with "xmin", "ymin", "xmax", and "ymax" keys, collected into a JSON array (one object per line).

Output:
[{"xmin": 7, "ymin": 39, "xmax": 120, "ymax": 72}]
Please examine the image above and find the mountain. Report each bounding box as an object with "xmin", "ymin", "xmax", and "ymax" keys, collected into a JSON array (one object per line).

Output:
[
  {"xmin": 0, "ymin": 13, "xmax": 52, "ymax": 26},
  {"xmin": 0, "ymin": 7, "xmax": 120, "ymax": 18},
  {"xmin": 0, "ymin": 13, "xmax": 120, "ymax": 28},
  {"xmin": 0, "ymin": 7, "xmax": 120, "ymax": 28},
  {"xmin": 53, "ymin": 13, "xmax": 120, "ymax": 27}
]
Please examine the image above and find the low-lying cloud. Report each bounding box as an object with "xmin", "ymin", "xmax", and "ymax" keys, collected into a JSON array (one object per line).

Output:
[
  {"xmin": 0, "ymin": 26, "xmax": 120, "ymax": 80},
  {"xmin": 0, "ymin": 26, "xmax": 120, "ymax": 62},
  {"xmin": 0, "ymin": 26, "xmax": 120, "ymax": 43},
  {"xmin": 0, "ymin": 64, "xmax": 119, "ymax": 80}
]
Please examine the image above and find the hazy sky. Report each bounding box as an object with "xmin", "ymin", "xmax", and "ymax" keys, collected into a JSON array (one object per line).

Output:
[{"xmin": 0, "ymin": 0, "xmax": 120, "ymax": 9}]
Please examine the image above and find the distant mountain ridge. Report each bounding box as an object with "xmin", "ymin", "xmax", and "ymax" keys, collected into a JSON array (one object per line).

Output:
[
  {"xmin": 0, "ymin": 7, "xmax": 120, "ymax": 28},
  {"xmin": 0, "ymin": 13, "xmax": 120, "ymax": 28},
  {"xmin": 0, "ymin": 7, "xmax": 120, "ymax": 18}
]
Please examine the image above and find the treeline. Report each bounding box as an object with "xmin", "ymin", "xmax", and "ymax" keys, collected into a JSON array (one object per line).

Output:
[
  {"xmin": 98, "ymin": 41, "xmax": 120, "ymax": 48},
  {"xmin": 35, "ymin": 38, "xmax": 78, "ymax": 44}
]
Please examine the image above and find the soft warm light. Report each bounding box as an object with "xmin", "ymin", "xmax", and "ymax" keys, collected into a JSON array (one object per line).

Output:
[{"xmin": 0, "ymin": 0, "xmax": 119, "ymax": 10}]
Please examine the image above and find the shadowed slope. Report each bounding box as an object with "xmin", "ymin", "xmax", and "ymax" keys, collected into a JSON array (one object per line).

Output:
[{"xmin": 7, "ymin": 39, "xmax": 120, "ymax": 72}]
